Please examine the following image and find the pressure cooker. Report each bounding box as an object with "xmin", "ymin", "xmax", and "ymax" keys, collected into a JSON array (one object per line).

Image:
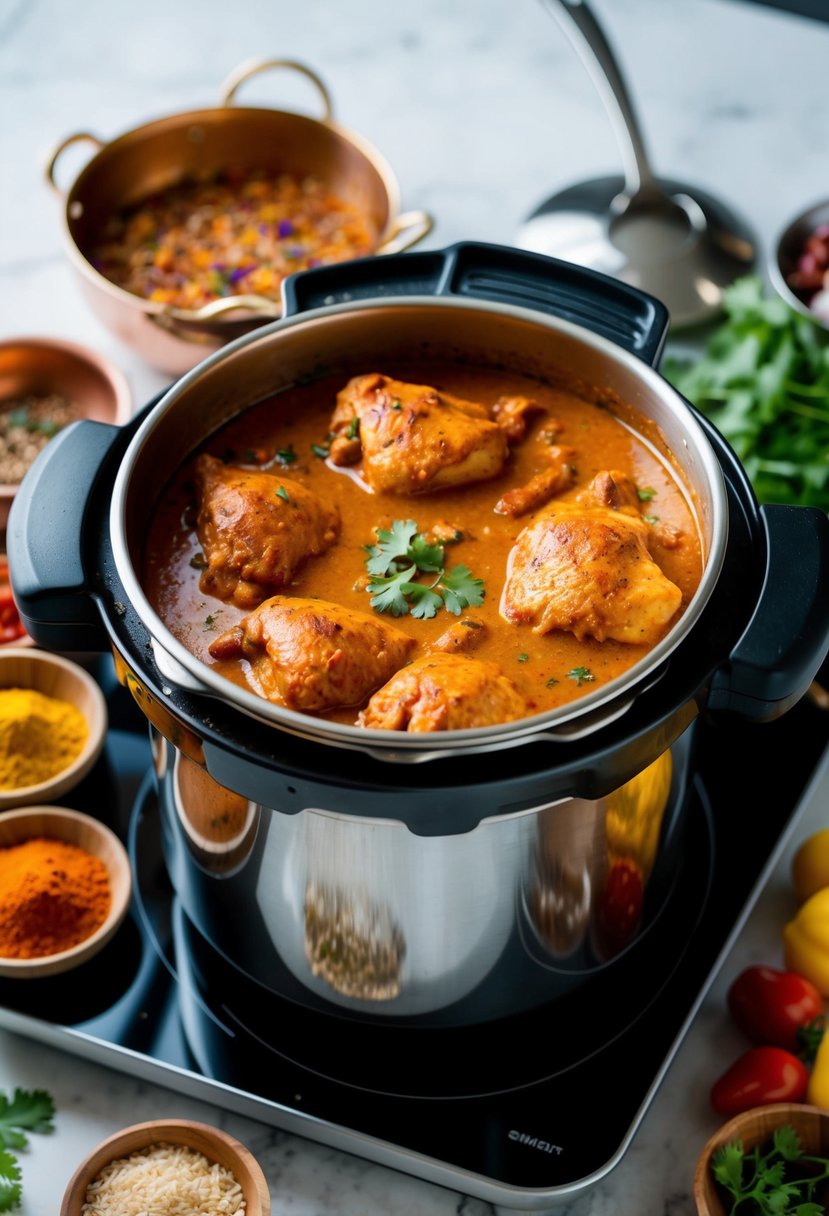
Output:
[{"xmin": 9, "ymin": 244, "xmax": 829, "ymax": 1022}]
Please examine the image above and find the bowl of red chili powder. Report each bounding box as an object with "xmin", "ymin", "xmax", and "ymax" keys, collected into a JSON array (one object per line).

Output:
[{"xmin": 0, "ymin": 805, "xmax": 131, "ymax": 977}]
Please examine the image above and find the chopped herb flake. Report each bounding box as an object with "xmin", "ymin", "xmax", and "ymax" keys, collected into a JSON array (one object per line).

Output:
[
  {"xmin": 346, "ymin": 416, "xmax": 360, "ymax": 440},
  {"xmin": 189, "ymin": 552, "xmax": 208, "ymax": 570},
  {"xmin": 311, "ymin": 443, "xmax": 330, "ymax": 459},
  {"xmin": 276, "ymin": 485, "xmax": 291, "ymax": 503},
  {"xmin": 567, "ymin": 666, "xmax": 595, "ymax": 686},
  {"xmin": 276, "ymin": 445, "xmax": 297, "ymax": 465},
  {"xmin": 643, "ymin": 513, "xmax": 660, "ymax": 524},
  {"xmin": 637, "ymin": 486, "xmax": 657, "ymax": 502},
  {"xmin": 546, "ymin": 677, "xmax": 559, "ymax": 688},
  {"xmin": 518, "ymin": 653, "xmax": 529, "ymax": 663}
]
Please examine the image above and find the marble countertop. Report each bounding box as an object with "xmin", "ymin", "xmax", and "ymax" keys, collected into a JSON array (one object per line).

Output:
[{"xmin": 1, "ymin": 0, "xmax": 828, "ymax": 1211}]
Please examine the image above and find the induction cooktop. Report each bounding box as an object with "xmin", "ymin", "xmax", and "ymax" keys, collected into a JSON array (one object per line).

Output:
[{"xmin": 0, "ymin": 669, "xmax": 825, "ymax": 1210}]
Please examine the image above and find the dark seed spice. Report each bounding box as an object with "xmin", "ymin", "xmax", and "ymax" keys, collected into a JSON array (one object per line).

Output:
[{"xmin": 0, "ymin": 393, "xmax": 82, "ymax": 484}]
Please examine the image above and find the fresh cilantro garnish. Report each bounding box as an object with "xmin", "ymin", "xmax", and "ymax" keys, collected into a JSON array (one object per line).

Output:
[
  {"xmin": 275, "ymin": 485, "xmax": 291, "ymax": 503},
  {"xmin": 0, "ymin": 1151, "xmax": 20, "ymax": 1213},
  {"xmin": 712, "ymin": 1123, "xmax": 829, "ymax": 1215},
  {"xmin": 311, "ymin": 443, "xmax": 330, "ymax": 459},
  {"xmin": 663, "ymin": 275, "xmax": 829, "ymax": 511},
  {"xmin": 567, "ymin": 666, "xmax": 595, "ymax": 686},
  {"xmin": 637, "ymin": 486, "xmax": 657, "ymax": 502},
  {"xmin": 546, "ymin": 677, "xmax": 559, "ymax": 688},
  {"xmin": 0, "ymin": 1088, "xmax": 55, "ymax": 1213},
  {"xmin": 0, "ymin": 1089, "xmax": 54, "ymax": 1149},
  {"xmin": 391, "ymin": 399, "xmax": 403, "ymax": 410},
  {"xmin": 276, "ymin": 445, "xmax": 297, "ymax": 465},
  {"xmin": 346, "ymin": 416, "xmax": 360, "ymax": 441},
  {"xmin": 643, "ymin": 513, "xmax": 660, "ymax": 525},
  {"xmin": 518, "ymin": 653, "xmax": 529, "ymax": 663},
  {"xmin": 364, "ymin": 520, "xmax": 485, "ymax": 620}
]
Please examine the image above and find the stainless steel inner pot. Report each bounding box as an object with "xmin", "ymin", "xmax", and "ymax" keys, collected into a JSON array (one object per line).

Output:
[{"xmin": 111, "ymin": 294, "xmax": 727, "ymax": 761}]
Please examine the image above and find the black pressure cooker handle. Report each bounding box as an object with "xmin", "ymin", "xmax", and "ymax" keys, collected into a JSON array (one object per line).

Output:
[
  {"xmin": 708, "ymin": 504, "xmax": 829, "ymax": 722},
  {"xmin": 282, "ymin": 242, "xmax": 670, "ymax": 365},
  {"xmin": 7, "ymin": 419, "xmax": 120, "ymax": 652}
]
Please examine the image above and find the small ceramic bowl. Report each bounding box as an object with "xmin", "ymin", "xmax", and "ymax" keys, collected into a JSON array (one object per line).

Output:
[
  {"xmin": 770, "ymin": 197, "xmax": 829, "ymax": 330},
  {"xmin": 60, "ymin": 1119, "xmax": 271, "ymax": 1216},
  {"xmin": 0, "ymin": 648, "xmax": 107, "ymax": 808},
  {"xmin": 0, "ymin": 336, "xmax": 132, "ymax": 529},
  {"xmin": 0, "ymin": 804, "xmax": 131, "ymax": 978},
  {"xmin": 694, "ymin": 1102, "xmax": 829, "ymax": 1216}
]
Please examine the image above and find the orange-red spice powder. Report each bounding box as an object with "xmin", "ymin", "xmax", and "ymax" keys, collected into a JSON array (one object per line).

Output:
[{"xmin": 0, "ymin": 836, "xmax": 110, "ymax": 958}]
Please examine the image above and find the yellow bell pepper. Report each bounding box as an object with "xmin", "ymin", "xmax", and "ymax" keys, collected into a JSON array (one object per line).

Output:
[
  {"xmin": 791, "ymin": 828, "xmax": 829, "ymax": 903},
  {"xmin": 783, "ymin": 887, "xmax": 829, "ymax": 996},
  {"xmin": 807, "ymin": 1025, "xmax": 829, "ymax": 1107}
]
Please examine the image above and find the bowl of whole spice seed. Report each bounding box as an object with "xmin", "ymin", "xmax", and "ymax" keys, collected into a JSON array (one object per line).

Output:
[
  {"xmin": 61, "ymin": 1118, "xmax": 270, "ymax": 1216},
  {"xmin": 0, "ymin": 804, "xmax": 131, "ymax": 977},
  {"xmin": 0, "ymin": 337, "xmax": 132, "ymax": 530},
  {"xmin": 0, "ymin": 648, "xmax": 107, "ymax": 809}
]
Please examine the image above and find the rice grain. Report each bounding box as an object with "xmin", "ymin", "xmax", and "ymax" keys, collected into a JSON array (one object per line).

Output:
[{"xmin": 80, "ymin": 1140, "xmax": 246, "ymax": 1215}]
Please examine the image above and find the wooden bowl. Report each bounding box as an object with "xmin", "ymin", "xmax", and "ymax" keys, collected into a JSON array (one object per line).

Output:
[
  {"xmin": 60, "ymin": 1119, "xmax": 270, "ymax": 1216},
  {"xmin": 0, "ymin": 648, "xmax": 107, "ymax": 808},
  {"xmin": 0, "ymin": 337, "xmax": 132, "ymax": 530},
  {"xmin": 694, "ymin": 1103, "xmax": 829, "ymax": 1215},
  {"xmin": 0, "ymin": 805, "xmax": 131, "ymax": 978}
]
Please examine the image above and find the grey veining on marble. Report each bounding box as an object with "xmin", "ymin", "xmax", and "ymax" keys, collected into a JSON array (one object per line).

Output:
[{"xmin": 0, "ymin": 0, "xmax": 828, "ymax": 1212}]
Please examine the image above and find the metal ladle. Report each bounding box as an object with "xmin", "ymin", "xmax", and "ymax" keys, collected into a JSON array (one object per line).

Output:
[{"xmin": 516, "ymin": 0, "xmax": 756, "ymax": 328}]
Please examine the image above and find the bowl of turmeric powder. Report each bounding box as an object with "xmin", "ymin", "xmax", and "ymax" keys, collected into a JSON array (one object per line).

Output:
[
  {"xmin": 0, "ymin": 805, "xmax": 131, "ymax": 977},
  {"xmin": 0, "ymin": 648, "xmax": 107, "ymax": 808}
]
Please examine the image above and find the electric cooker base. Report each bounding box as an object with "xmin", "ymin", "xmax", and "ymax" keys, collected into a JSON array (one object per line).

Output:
[{"xmin": 0, "ymin": 677, "xmax": 825, "ymax": 1211}]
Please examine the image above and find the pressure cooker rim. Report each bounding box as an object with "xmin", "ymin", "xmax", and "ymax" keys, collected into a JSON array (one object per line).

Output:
[{"xmin": 108, "ymin": 292, "xmax": 728, "ymax": 757}]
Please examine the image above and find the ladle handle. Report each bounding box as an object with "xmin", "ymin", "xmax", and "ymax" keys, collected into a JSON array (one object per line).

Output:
[
  {"xmin": 539, "ymin": 0, "xmax": 658, "ymax": 200},
  {"xmin": 283, "ymin": 242, "xmax": 669, "ymax": 365}
]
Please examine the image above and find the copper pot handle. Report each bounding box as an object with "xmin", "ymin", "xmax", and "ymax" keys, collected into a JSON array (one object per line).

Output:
[
  {"xmin": 149, "ymin": 293, "xmax": 282, "ymax": 342},
  {"xmin": 218, "ymin": 57, "xmax": 334, "ymax": 123},
  {"xmin": 44, "ymin": 132, "xmax": 105, "ymax": 196},
  {"xmin": 375, "ymin": 210, "xmax": 434, "ymax": 255}
]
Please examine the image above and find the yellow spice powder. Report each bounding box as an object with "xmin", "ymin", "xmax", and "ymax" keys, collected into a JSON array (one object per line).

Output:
[{"xmin": 0, "ymin": 688, "xmax": 88, "ymax": 789}]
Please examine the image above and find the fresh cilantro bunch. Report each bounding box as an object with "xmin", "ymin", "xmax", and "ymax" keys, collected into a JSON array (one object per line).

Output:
[
  {"xmin": 712, "ymin": 1123, "xmax": 829, "ymax": 1215},
  {"xmin": 663, "ymin": 276, "xmax": 829, "ymax": 511},
  {"xmin": 0, "ymin": 1088, "xmax": 55, "ymax": 1211},
  {"xmin": 365, "ymin": 519, "xmax": 485, "ymax": 619}
]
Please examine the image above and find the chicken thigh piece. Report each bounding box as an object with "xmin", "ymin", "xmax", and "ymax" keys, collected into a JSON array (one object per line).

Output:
[
  {"xmin": 329, "ymin": 373, "xmax": 508, "ymax": 493},
  {"xmin": 208, "ymin": 596, "xmax": 415, "ymax": 712},
  {"xmin": 357, "ymin": 652, "xmax": 527, "ymax": 732},
  {"xmin": 195, "ymin": 454, "xmax": 340, "ymax": 609},
  {"xmin": 501, "ymin": 502, "xmax": 682, "ymax": 646}
]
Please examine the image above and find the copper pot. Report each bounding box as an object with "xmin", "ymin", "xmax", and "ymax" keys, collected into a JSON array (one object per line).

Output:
[{"xmin": 45, "ymin": 58, "xmax": 433, "ymax": 375}]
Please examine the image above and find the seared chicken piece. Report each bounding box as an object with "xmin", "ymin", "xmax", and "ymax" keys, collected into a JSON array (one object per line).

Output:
[
  {"xmin": 357, "ymin": 653, "xmax": 526, "ymax": 732},
  {"xmin": 430, "ymin": 618, "xmax": 488, "ymax": 655},
  {"xmin": 208, "ymin": 596, "xmax": 415, "ymax": 712},
  {"xmin": 494, "ymin": 445, "xmax": 577, "ymax": 518},
  {"xmin": 501, "ymin": 502, "xmax": 682, "ymax": 646},
  {"xmin": 578, "ymin": 470, "xmax": 642, "ymax": 514},
  {"xmin": 329, "ymin": 373, "xmax": 508, "ymax": 493},
  {"xmin": 491, "ymin": 394, "xmax": 544, "ymax": 444},
  {"xmin": 195, "ymin": 454, "xmax": 339, "ymax": 609}
]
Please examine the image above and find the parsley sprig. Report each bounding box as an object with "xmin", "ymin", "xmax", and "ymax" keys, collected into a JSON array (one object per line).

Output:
[
  {"xmin": 365, "ymin": 519, "xmax": 485, "ymax": 620},
  {"xmin": 0, "ymin": 1088, "xmax": 55, "ymax": 1212},
  {"xmin": 664, "ymin": 276, "xmax": 829, "ymax": 511},
  {"xmin": 712, "ymin": 1123, "xmax": 829, "ymax": 1215}
]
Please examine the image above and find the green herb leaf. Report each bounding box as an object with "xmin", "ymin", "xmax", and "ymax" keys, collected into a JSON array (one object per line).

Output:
[
  {"xmin": 276, "ymin": 445, "xmax": 297, "ymax": 465},
  {"xmin": 311, "ymin": 443, "xmax": 330, "ymax": 459},
  {"xmin": 364, "ymin": 520, "xmax": 484, "ymax": 619},
  {"xmin": 0, "ymin": 1150, "xmax": 21, "ymax": 1213},
  {"xmin": 518, "ymin": 653, "xmax": 529, "ymax": 663},
  {"xmin": 346, "ymin": 416, "xmax": 360, "ymax": 441},
  {"xmin": 637, "ymin": 486, "xmax": 657, "ymax": 502},
  {"xmin": 0, "ymin": 1090, "xmax": 54, "ymax": 1148},
  {"xmin": 663, "ymin": 275, "xmax": 829, "ymax": 511},
  {"xmin": 275, "ymin": 485, "xmax": 291, "ymax": 503},
  {"xmin": 438, "ymin": 564, "xmax": 485, "ymax": 616},
  {"xmin": 567, "ymin": 666, "xmax": 595, "ymax": 686},
  {"xmin": 546, "ymin": 677, "xmax": 559, "ymax": 688}
]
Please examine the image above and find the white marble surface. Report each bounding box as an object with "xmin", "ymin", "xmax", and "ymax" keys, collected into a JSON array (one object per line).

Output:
[{"xmin": 1, "ymin": 0, "xmax": 829, "ymax": 1211}]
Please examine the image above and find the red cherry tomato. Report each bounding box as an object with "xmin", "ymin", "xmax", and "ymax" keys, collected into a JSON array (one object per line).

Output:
[
  {"xmin": 727, "ymin": 965, "xmax": 824, "ymax": 1053},
  {"xmin": 710, "ymin": 1046, "xmax": 809, "ymax": 1116}
]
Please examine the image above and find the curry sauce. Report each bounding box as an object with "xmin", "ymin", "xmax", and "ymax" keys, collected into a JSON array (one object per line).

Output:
[{"xmin": 142, "ymin": 365, "xmax": 703, "ymax": 725}]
